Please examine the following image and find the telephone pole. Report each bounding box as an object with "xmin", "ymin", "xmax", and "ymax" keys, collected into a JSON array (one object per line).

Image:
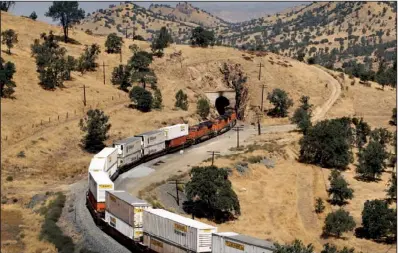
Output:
[
  {"xmin": 260, "ymin": 84, "xmax": 267, "ymax": 112},
  {"xmin": 167, "ymin": 179, "xmax": 186, "ymax": 206},
  {"xmin": 124, "ymin": 26, "xmax": 132, "ymax": 39},
  {"xmin": 254, "ymin": 112, "xmax": 262, "ymax": 135},
  {"xmin": 257, "ymin": 62, "xmax": 263, "ymax": 81},
  {"xmin": 207, "ymin": 151, "xmax": 220, "ymax": 166},
  {"xmin": 119, "ymin": 47, "xmax": 122, "ymax": 63},
  {"xmin": 81, "ymin": 85, "xmax": 86, "ymax": 106},
  {"xmin": 102, "ymin": 61, "xmax": 109, "ymax": 85},
  {"xmin": 232, "ymin": 125, "xmax": 244, "ymax": 148}
]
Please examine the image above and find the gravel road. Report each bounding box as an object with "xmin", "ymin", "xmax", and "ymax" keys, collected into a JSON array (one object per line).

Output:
[{"xmin": 69, "ymin": 66, "xmax": 341, "ymax": 253}]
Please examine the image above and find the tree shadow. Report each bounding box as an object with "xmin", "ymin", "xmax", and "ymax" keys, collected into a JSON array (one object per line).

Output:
[
  {"xmin": 53, "ymin": 35, "xmax": 81, "ymax": 45},
  {"xmin": 355, "ymin": 227, "xmax": 396, "ymax": 244},
  {"xmin": 326, "ymin": 199, "xmax": 349, "ymax": 206},
  {"xmin": 354, "ymin": 175, "xmax": 382, "ymax": 182},
  {"xmin": 320, "ymin": 232, "xmax": 347, "ymax": 240}
]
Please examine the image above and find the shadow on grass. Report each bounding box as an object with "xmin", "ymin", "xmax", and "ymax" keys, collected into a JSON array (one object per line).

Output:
[
  {"xmin": 53, "ymin": 35, "xmax": 81, "ymax": 45},
  {"xmin": 355, "ymin": 227, "xmax": 397, "ymax": 244},
  {"xmin": 354, "ymin": 175, "xmax": 382, "ymax": 183}
]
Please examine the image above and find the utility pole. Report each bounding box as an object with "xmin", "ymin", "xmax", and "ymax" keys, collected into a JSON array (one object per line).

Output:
[
  {"xmin": 260, "ymin": 84, "xmax": 267, "ymax": 112},
  {"xmin": 254, "ymin": 112, "xmax": 262, "ymax": 135},
  {"xmin": 232, "ymin": 125, "xmax": 244, "ymax": 148},
  {"xmin": 257, "ymin": 62, "xmax": 263, "ymax": 81},
  {"xmin": 102, "ymin": 61, "xmax": 109, "ymax": 85},
  {"xmin": 81, "ymin": 85, "xmax": 86, "ymax": 106},
  {"xmin": 124, "ymin": 26, "xmax": 132, "ymax": 39},
  {"xmin": 207, "ymin": 151, "xmax": 220, "ymax": 166},
  {"xmin": 167, "ymin": 180, "xmax": 186, "ymax": 206},
  {"xmin": 119, "ymin": 47, "xmax": 122, "ymax": 63}
]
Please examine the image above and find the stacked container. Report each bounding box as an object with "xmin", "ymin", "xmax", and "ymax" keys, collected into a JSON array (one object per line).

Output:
[
  {"xmin": 162, "ymin": 124, "xmax": 189, "ymax": 148},
  {"xmin": 91, "ymin": 147, "xmax": 118, "ymax": 179},
  {"xmin": 105, "ymin": 190, "xmax": 151, "ymax": 241},
  {"xmin": 88, "ymin": 171, "xmax": 114, "ymax": 213},
  {"xmin": 143, "ymin": 209, "xmax": 217, "ymax": 253},
  {"xmin": 135, "ymin": 130, "xmax": 166, "ymax": 156},
  {"xmin": 113, "ymin": 137, "xmax": 142, "ymax": 167},
  {"xmin": 212, "ymin": 232, "xmax": 275, "ymax": 253}
]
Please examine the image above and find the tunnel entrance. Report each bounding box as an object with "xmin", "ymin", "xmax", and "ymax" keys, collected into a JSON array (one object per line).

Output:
[{"xmin": 215, "ymin": 96, "xmax": 230, "ymax": 115}]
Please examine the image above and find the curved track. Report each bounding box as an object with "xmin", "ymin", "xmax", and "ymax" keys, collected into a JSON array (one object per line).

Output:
[{"xmin": 70, "ymin": 66, "xmax": 341, "ymax": 253}]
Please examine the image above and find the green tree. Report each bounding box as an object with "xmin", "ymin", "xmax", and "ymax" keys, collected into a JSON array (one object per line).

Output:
[
  {"xmin": 274, "ymin": 240, "xmax": 314, "ymax": 253},
  {"xmin": 321, "ymin": 243, "xmax": 355, "ymax": 253},
  {"xmin": 352, "ymin": 117, "xmax": 371, "ymax": 148},
  {"xmin": 175, "ymin": 89, "xmax": 188, "ymax": 110},
  {"xmin": 190, "ymin": 26, "xmax": 215, "ymax": 47},
  {"xmin": 291, "ymin": 95, "xmax": 313, "ymax": 134},
  {"xmin": 151, "ymin": 26, "xmax": 173, "ymax": 57},
  {"xmin": 386, "ymin": 172, "xmax": 396, "ymax": 200},
  {"xmin": 184, "ymin": 166, "xmax": 240, "ymax": 221},
  {"xmin": 197, "ymin": 97, "xmax": 210, "ymax": 119},
  {"xmin": 327, "ymin": 170, "xmax": 354, "ymax": 205},
  {"xmin": 111, "ymin": 64, "xmax": 131, "ymax": 92},
  {"xmin": 0, "ymin": 1, "xmax": 15, "ymax": 11},
  {"xmin": 361, "ymin": 199, "xmax": 396, "ymax": 239},
  {"xmin": 152, "ymin": 88, "xmax": 163, "ymax": 109},
  {"xmin": 128, "ymin": 51, "xmax": 156, "ymax": 89},
  {"xmin": 29, "ymin": 11, "xmax": 38, "ymax": 20},
  {"xmin": 370, "ymin": 128, "xmax": 392, "ymax": 147},
  {"xmin": 105, "ymin": 33, "xmax": 123, "ymax": 54},
  {"xmin": 1, "ymin": 29, "xmax": 18, "ymax": 54},
  {"xmin": 323, "ymin": 209, "xmax": 356, "ymax": 237},
  {"xmin": 267, "ymin": 88, "xmax": 293, "ymax": 117},
  {"xmin": 356, "ymin": 140, "xmax": 388, "ymax": 180},
  {"xmin": 129, "ymin": 86, "xmax": 153, "ymax": 112},
  {"xmin": 299, "ymin": 118, "xmax": 353, "ymax": 169},
  {"xmin": 64, "ymin": 55, "xmax": 76, "ymax": 80},
  {"xmin": 79, "ymin": 109, "xmax": 111, "ymax": 152},
  {"xmin": 77, "ymin": 44, "xmax": 101, "ymax": 73},
  {"xmin": 390, "ymin": 108, "xmax": 396, "ymax": 126},
  {"xmin": 0, "ymin": 57, "xmax": 16, "ymax": 98},
  {"xmin": 315, "ymin": 197, "xmax": 325, "ymax": 213},
  {"xmin": 45, "ymin": 2, "xmax": 85, "ymax": 43}
]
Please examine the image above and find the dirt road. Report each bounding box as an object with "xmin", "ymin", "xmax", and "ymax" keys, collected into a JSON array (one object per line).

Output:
[{"xmin": 70, "ymin": 65, "xmax": 341, "ymax": 252}]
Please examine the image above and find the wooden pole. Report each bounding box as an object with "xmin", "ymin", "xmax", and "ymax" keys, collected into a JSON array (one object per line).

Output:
[
  {"xmin": 102, "ymin": 62, "xmax": 109, "ymax": 85},
  {"xmin": 82, "ymin": 85, "xmax": 86, "ymax": 106},
  {"xmin": 257, "ymin": 63, "xmax": 263, "ymax": 81},
  {"xmin": 175, "ymin": 180, "xmax": 179, "ymax": 206}
]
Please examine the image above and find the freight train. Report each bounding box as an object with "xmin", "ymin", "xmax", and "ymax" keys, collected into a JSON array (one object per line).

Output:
[{"xmin": 85, "ymin": 109, "xmax": 276, "ymax": 253}]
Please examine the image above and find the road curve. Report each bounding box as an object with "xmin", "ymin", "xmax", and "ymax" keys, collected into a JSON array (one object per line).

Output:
[{"xmin": 70, "ymin": 65, "xmax": 341, "ymax": 253}]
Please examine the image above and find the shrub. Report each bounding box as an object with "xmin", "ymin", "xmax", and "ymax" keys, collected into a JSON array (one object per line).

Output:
[
  {"xmin": 129, "ymin": 86, "xmax": 153, "ymax": 112},
  {"xmin": 133, "ymin": 35, "xmax": 146, "ymax": 41},
  {"xmin": 85, "ymin": 29, "xmax": 93, "ymax": 35},
  {"xmin": 105, "ymin": 33, "xmax": 123, "ymax": 54},
  {"xmin": 247, "ymin": 156, "xmax": 263, "ymax": 164},
  {"xmin": 327, "ymin": 170, "xmax": 354, "ymax": 205},
  {"xmin": 6, "ymin": 175, "xmax": 13, "ymax": 182},
  {"xmin": 196, "ymin": 97, "xmax": 210, "ymax": 119},
  {"xmin": 390, "ymin": 108, "xmax": 397, "ymax": 126},
  {"xmin": 128, "ymin": 51, "xmax": 156, "ymax": 89},
  {"xmin": 1, "ymin": 29, "xmax": 18, "ymax": 54},
  {"xmin": 175, "ymin": 89, "xmax": 188, "ymax": 110},
  {"xmin": 386, "ymin": 172, "xmax": 396, "ymax": 200},
  {"xmin": 111, "ymin": 64, "xmax": 131, "ymax": 91},
  {"xmin": 361, "ymin": 199, "xmax": 396, "ymax": 239},
  {"xmin": 151, "ymin": 26, "xmax": 173, "ymax": 57},
  {"xmin": 29, "ymin": 11, "xmax": 38, "ymax": 20},
  {"xmin": 267, "ymin": 88, "xmax": 293, "ymax": 117},
  {"xmin": 323, "ymin": 209, "xmax": 356, "ymax": 237},
  {"xmin": 190, "ymin": 26, "xmax": 215, "ymax": 47},
  {"xmin": 77, "ymin": 44, "xmax": 101, "ymax": 73},
  {"xmin": 17, "ymin": 151, "xmax": 26, "ymax": 158},
  {"xmin": 356, "ymin": 140, "xmax": 388, "ymax": 180},
  {"xmin": 274, "ymin": 240, "xmax": 314, "ymax": 253},
  {"xmin": 152, "ymin": 88, "xmax": 163, "ymax": 109},
  {"xmin": 315, "ymin": 197, "xmax": 325, "ymax": 213},
  {"xmin": 290, "ymin": 96, "xmax": 313, "ymax": 134},
  {"xmin": 0, "ymin": 57, "xmax": 16, "ymax": 98},
  {"xmin": 79, "ymin": 109, "xmax": 111, "ymax": 152}
]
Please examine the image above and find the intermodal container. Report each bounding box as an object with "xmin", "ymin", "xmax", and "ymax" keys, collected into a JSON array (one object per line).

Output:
[
  {"xmin": 162, "ymin": 124, "xmax": 189, "ymax": 140},
  {"xmin": 143, "ymin": 142, "xmax": 165, "ymax": 156},
  {"xmin": 105, "ymin": 211, "xmax": 144, "ymax": 241},
  {"xmin": 94, "ymin": 147, "xmax": 118, "ymax": 178},
  {"xmin": 88, "ymin": 171, "xmax": 114, "ymax": 204},
  {"xmin": 88, "ymin": 157, "xmax": 106, "ymax": 172},
  {"xmin": 143, "ymin": 233, "xmax": 188, "ymax": 253},
  {"xmin": 135, "ymin": 130, "xmax": 166, "ymax": 148},
  {"xmin": 167, "ymin": 135, "xmax": 187, "ymax": 148},
  {"xmin": 105, "ymin": 190, "xmax": 151, "ymax": 228},
  {"xmin": 114, "ymin": 137, "xmax": 142, "ymax": 166},
  {"xmin": 143, "ymin": 209, "xmax": 217, "ymax": 253},
  {"xmin": 212, "ymin": 232, "xmax": 275, "ymax": 253}
]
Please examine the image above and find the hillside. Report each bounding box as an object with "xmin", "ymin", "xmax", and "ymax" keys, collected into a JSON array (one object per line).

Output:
[
  {"xmin": 1, "ymin": 10, "xmax": 396, "ymax": 253},
  {"xmin": 219, "ymin": 2, "xmax": 397, "ymax": 71}
]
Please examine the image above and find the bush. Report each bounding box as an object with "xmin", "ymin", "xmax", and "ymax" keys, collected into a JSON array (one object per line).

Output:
[
  {"xmin": 274, "ymin": 239, "xmax": 314, "ymax": 253},
  {"xmin": 1, "ymin": 29, "xmax": 18, "ymax": 54},
  {"xmin": 6, "ymin": 175, "xmax": 13, "ymax": 182},
  {"xmin": 151, "ymin": 26, "xmax": 173, "ymax": 57},
  {"xmin": 190, "ymin": 26, "xmax": 215, "ymax": 47},
  {"xmin": 128, "ymin": 51, "xmax": 156, "ymax": 89},
  {"xmin": 175, "ymin": 89, "xmax": 188, "ymax": 110},
  {"xmin": 111, "ymin": 64, "xmax": 131, "ymax": 91},
  {"xmin": 29, "ymin": 11, "xmax": 38, "ymax": 20},
  {"xmin": 323, "ymin": 209, "xmax": 356, "ymax": 237},
  {"xmin": 79, "ymin": 109, "xmax": 111, "ymax": 152},
  {"xmin": 290, "ymin": 96, "xmax": 313, "ymax": 134},
  {"xmin": 307, "ymin": 57, "xmax": 316, "ymax": 64},
  {"xmin": 133, "ymin": 35, "xmax": 145, "ymax": 41},
  {"xmin": 77, "ymin": 44, "xmax": 101, "ymax": 73},
  {"xmin": 105, "ymin": 33, "xmax": 123, "ymax": 54},
  {"xmin": 321, "ymin": 243, "xmax": 355, "ymax": 253},
  {"xmin": 152, "ymin": 88, "xmax": 162, "ymax": 109},
  {"xmin": 386, "ymin": 172, "xmax": 396, "ymax": 200},
  {"xmin": 299, "ymin": 118, "xmax": 353, "ymax": 169},
  {"xmin": 315, "ymin": 198, "xmax": 325, "ymax": 213},
  {"xmin": 85, "ymin": 29, "xmax": 93, "ymax": 35},
  {"xmin": 356, "ymin": 140, "xmax": 388, "ymax": 180},
  {"xmin": 247, "ymin": 156, "xmax": 263, "ymax": 164},
  {"xmin": 17, "ymin": 151, "xmax": 26, "ymax": 158},
  {"xmin": 361, "ymin": 199, "xmax": 396, "ymax": 239},
  {"xmin": 196, "ymin": 97, "xmax": 210, "ymax": 119},
  {"xmin": 327, "ymin": 170, "xmax": 354, "ymax": 205},
  {"xmin": 267, "ymin": 88, "xmax": 293, "ymax": 117},
  {"xmin": 129, "ymin": 86, "xmax": 153, "ymax": 112},
  {"xmin": 0, "ymin": 57, "xmax": 16, "ymax": 98},
  {"xmin": 390, "ymin": 108, "xmax": 397, "ymax": 126}
]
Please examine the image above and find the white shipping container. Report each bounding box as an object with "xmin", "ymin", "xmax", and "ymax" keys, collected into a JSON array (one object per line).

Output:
[
  {"xmin": 105, "ymin": 190, "xmax": 152, "ymax": 228},
  {"xmin": 212, "ymin": 232, "xmax": 275, "ymax": 253},
  {"xmin": 143, "ymin": 142, "xmax": 165, "ymax": 156},
  {"xmin": 135, "ymin": 130, "xmax": 166, "ymax": 148},
  {"xmin": 162, "ymin": 124, "xmax": 189, "ymax": 141},
  {"xmin": 143, "ymin": 209, "xmax": 217, "ymax": 253},
  {"xmin": 114, "ymin": 137, "xmax": 142, "ymax": 158},
  {"xmin": 94, "ymin": 147, "xmax": 118, "ymax": 178},
  {"xmin": 88, "ymin": 171, "xmax": 114, "ymax": 202},
  {"xmin": 143, "ymin": 233, "xmax": 188, "ymax": 253},
  {"xmin": 88, "ymin": 157, "xmax": 106, "ymax": 172},
  {"xmin": 117, "ymin": 150, "xmax": 141, "ymax": 167},
  {"xmin": 105, "ymin": 211, "xmax": 144, "ymax": 241}
]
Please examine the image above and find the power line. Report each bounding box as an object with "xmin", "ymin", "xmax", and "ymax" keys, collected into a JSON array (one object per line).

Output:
[
  {"xmin": 207, "ymin": 151, "xmax": 220, "ymax": 166},
  {"xmin": 232, "ymin": 125, "xmax": 244, "ymax": 148}
]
